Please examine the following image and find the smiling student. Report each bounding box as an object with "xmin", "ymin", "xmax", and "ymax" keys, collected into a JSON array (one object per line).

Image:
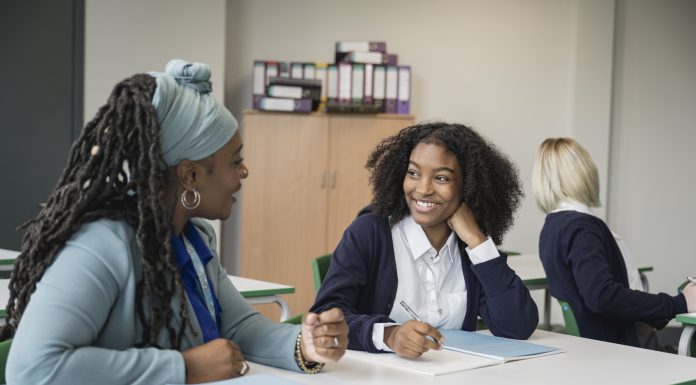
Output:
[{"xmin": 311, "ymin": 122, "xmax": 538, "ymax": 358}]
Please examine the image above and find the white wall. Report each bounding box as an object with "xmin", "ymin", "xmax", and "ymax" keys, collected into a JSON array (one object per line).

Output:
[
  {"xmin": 223, "ymin": 0, "xmax": 613, "ymax": 257},
  {"xmin": 84, "ymin": 0, "xmax": 227, "ymax": 252},
  {"xmin": 609, "ymin": 0, "xmax": 696, "ymax": 297}
]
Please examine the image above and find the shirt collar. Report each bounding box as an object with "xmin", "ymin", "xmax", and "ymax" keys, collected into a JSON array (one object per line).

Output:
[
  {"xmin": 552, "ymin": 200, "xmax": 620, "ymax": 239},
  {"xmin": 552, "ymin": 200, "xmax": 592, "ymax": 215},
  {"xmin": 402, "ymin": 215, "xmax": 456, "ymax": 263},
  {"xmin": 170, "ymin": 221, "xmax": 214, "ymax": 267}
]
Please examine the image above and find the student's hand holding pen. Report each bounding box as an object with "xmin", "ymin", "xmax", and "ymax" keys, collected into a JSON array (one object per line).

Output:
[
  {"xmin": 383, "ymin": 321, "xmax": 444, "ymax": 358},
  {"xmin": 684, "ymin": 276, "xmax": 696, "ymax": 313},
  {"xmin": 300, "ymin": 308, "xmax": 349, "ymax": 363}
]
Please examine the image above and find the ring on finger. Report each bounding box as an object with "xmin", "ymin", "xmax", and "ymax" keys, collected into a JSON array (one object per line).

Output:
[
  {"xmin": 332, "ymin": 336, "xmax": 340, "ymax": 348},
  {"xmin": 239, "ymin": 361, "xmax": 249, "ymax": 376}
]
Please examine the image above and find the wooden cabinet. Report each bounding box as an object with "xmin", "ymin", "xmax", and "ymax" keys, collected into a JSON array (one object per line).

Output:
[{"xmin": 240, "ymin": 110, "xmax": 414, "ymax": 318}]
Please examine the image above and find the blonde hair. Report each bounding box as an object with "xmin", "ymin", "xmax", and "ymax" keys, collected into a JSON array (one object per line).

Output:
[{"xmin": 532, "ymin": 138, "xmax": 600, "ymax": 213}]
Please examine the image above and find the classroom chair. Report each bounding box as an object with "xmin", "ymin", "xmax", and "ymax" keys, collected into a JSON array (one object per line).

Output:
[
  {"xmin": 282, "ymin": 254, "xmax": 332, "ymax": 326},
  {"xmin": 282, "ymin": 314, "xmax": 302, "ymax": 325},
  {"xmin": 557, "ymin": 299, "xmax": 580, "ymax": 337},
  {"xmin": 311, "ymin": 254, "xmax": 332, "ymax": 293},
  {"xmin": 677, "ymin": 280, "xmax": 696, "ymax": 356},
  {"xmin": 0, "ymin": 338, "xmax": 12, "ymax": 384}
]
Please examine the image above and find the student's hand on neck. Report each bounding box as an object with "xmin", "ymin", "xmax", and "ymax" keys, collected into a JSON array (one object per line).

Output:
[{"xmin": 447, "ymin": 202, "xmax": 486, "ymax": 248}]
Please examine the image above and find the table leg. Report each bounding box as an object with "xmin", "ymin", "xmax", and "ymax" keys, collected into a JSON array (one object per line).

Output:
[
  {"xmin": 639, "ymin": 271, "xmax": 649, "ymax": 292},
  {"xmin": 245, "ymin": 295, "xmax": 292, "ymax": 322},
  {"xmin": 544, "ymin": 290, "xmax": 551, "ymax": 327},
  {"xmin": 678, "ymin": 325, "xmax": 695, "ymax": 356}
]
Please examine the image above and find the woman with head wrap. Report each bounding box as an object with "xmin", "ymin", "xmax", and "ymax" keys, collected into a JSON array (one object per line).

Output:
[{"xmin": 3, "ymin": 59, "xmax": 348, "ymax": 385}]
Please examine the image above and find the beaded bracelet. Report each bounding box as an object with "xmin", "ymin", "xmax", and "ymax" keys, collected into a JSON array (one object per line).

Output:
[{"xmin": 294, "ymin": 332, "xmax": 325, "ymax": 374}]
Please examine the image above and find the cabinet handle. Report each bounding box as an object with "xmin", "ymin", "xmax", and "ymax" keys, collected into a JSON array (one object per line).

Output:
[
  {"xmin": 331, "ymin": 172, "xmax": 337, "ymax": 189},
  {"xmin": 320, "ymin": 171, "xmax": 326, "ymax": 188}
]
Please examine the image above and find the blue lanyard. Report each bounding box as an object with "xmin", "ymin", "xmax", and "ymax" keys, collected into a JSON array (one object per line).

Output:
[
  {"xmin": 171, "ymin": 222, "xmax": 222, "ymax": 343},
  {"xmin": 182, "ymin": 235, "xmax": 217, "ymax": 321}
]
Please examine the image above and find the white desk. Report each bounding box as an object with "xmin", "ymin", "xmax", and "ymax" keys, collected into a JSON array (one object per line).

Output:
[
  {"xmin": 507, "ymin": 254, "xmax": 653, "ymax": 327},
  {"xmin": 0, "ymin": 248, "xmax": 18, "ymax": 272},
  {"xmin": 228, "ymin": 275, "xmax": 294, "ymax": 321},
  {"xmin": 0, "ymin": 279, "xmax": 8, "ymax": 317},
  {"xmin": 248, "ymin": 329, "xmax": 696, "ymax": 385}
]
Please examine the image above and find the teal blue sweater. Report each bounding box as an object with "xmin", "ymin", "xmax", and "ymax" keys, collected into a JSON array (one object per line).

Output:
[{"xmin": 7, "ymin": 218, "xmax": 301, "ymax": 385}]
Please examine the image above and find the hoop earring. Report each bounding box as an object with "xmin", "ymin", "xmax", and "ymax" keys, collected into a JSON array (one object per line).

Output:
[{"xmin": 181, "ymin": 189, "xmax": 201, "ymax": 210}]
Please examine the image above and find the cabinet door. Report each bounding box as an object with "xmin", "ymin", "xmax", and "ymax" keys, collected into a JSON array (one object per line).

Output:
[
  {"xmin": 240, "ymin": 111, "xmax": 329, "ymax": 319},
  {"xmin": 326, "ymin": 115, "xmax": 414, "ymax": 250}
]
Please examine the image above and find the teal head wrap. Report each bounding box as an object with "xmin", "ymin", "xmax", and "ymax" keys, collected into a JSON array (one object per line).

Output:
[{"xmin": 149, "ymin": 59, "xmax": 238, "ymax": 167}]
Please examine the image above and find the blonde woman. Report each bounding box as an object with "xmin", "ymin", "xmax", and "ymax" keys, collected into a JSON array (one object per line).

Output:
[{"xmin": 532, "ymin": 137, "xmax": 696, "ymax": 350}]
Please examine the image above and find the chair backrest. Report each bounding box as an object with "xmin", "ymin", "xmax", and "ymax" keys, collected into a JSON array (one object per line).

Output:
[
  {"xmin": 0, "ymin": 338, "xmax": 13, "ymax": 384},
  {"xmin": 311, "ymin": 254, "xmax": 332, "ymax": 293},
  {"xmin": 282, "ymin": 313, "xmax": 303, "ymax": 325},
  {"xmin": 557, "ymin": 299, "xmax": 580, "ymax": 337}
]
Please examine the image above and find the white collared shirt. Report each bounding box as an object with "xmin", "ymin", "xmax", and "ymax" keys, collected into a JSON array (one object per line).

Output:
[
  {"xmin": 552, "ymin": 200, "xmax": 643, "ymax": 291},
  {"xmin": 371, "ymin": 215, "xmax": 500, "ymax": 351}
]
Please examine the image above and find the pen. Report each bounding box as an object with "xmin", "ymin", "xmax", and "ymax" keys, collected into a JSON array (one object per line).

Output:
[
  {"xmin": 687, "ymin": 276, "xmax": 696, "ymax": 285},
  {"xmin": 399, "ymin": 300, "xmax": 443, "ymax": 347},
  {"xmin": 399, "ymin": 300, "xmax": 422, "ymax": 322}
]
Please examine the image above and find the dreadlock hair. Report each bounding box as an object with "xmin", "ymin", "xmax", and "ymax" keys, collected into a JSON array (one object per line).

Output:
[
  {"xmin": 366, "ymin": 121, "xmax": 523, "ymax": 245},
  {"xmin": 0, "ymin": 73, "xmax": 193, "ymax": 349}
]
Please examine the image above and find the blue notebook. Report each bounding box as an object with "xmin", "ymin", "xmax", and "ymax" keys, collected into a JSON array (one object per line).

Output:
[
  {"xmin": 440, "ymin": 330, "xmax": 563, "ymax": 362},
  {"xmin": 167, "ymin": 373, "xmax": 305, "ymax": 385}
]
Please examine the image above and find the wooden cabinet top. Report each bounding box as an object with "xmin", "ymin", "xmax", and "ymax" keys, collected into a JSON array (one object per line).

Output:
[{"xmin": 242, "ymin": 109, "xmax": 415, "ymax": 121}]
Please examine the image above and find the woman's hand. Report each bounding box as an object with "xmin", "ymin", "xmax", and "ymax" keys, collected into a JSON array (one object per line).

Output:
[
  {"xmin": 684, "ymin": 282, "xmax": 696, "ymax": 312},
  {"xmin": 383, "ymin": 320, "xmax": 444, "ymax": 358},
  {"xmin": 447, "ymin": 202, "xmax": 487, "ymax": 248},
  {"xmin": 182, "ymin": 338, "xmax": 247, "ymax": 384},
  {"xmin": 300, "ymin": 308, "xmax": 349, "ymax": 363}
]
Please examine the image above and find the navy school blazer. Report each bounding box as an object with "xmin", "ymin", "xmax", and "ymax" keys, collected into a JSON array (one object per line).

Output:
[
  {"xmin": 311, "ymin": 213, "xmax": 539, "ymax": 352},
  {"xmin": 539, "ymin": 211, "xmax": 687, "ymax": 347}
]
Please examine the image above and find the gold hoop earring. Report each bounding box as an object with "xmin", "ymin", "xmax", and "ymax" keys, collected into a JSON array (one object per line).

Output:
[{"xmin": 181, "ymin": 189, "xmax": 201, "ymax": 210}]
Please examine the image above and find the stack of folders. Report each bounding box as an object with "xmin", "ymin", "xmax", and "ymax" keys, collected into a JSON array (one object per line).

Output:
[
  {"xmin": 329, "ymin": 41, "xmax": 410, "ymax": 114},
  {"xmin": 252, "ymin": 61, "xmax": 321, "ymax": 113},
  {"xmin": 252, "ymin": 41, "xmax": 411, "ymax": 114},
  {"xmin": 344, "ymin": 330, "xmax": 563, "ymax": 376}
]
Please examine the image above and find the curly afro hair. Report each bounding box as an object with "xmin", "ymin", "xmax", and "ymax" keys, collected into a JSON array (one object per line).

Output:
[{"xmin": 366, "ymin": 121, "xmax": 523, "ymax": 245}]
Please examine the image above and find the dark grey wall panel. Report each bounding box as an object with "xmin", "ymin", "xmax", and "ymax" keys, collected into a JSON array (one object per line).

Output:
[{"xmin": 0, "ymin": 0, "xmax": 84, "ymax": 250}]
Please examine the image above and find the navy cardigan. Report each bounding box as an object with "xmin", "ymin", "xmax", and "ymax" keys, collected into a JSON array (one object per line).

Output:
[
  {"xmin": 539, "ymin": 211, "xmax": 687, "ymax": 347},
  {"xmin": 311, "ymin": 213, "xmax": 538, "ymax": 352}
]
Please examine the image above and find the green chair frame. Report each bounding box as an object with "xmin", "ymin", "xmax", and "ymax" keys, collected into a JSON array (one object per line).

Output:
[
  {"xmin": 311, "ymin": 254, "xmax": 332, "ymax": 293},
  {"xmin": 677, "ymin": 280, "xmax": 696, "ymax": 356},
  {"xmin": 557, "ymin": 299, "xmax": 580, "ymax": 337},
  {"xmin": 0, "ymin": 338, "xmax": 12, "ymax": 384},
  {"xmin": 283, "ymin": 254, "xmax": 332, "ymax": 326}
]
